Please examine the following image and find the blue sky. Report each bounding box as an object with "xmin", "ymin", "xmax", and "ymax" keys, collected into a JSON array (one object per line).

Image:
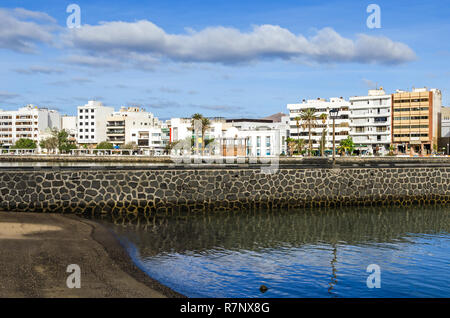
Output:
[{"xmin": 0, "ymin": 0, "xmax": 449, "ymax": 119}]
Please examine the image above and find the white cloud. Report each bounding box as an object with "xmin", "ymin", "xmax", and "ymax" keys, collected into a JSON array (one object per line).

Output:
[
  {"xmin": 63, "ymin": 20, "xmax": 416, "ymax": 65},
  {"xmin": 0, "ymin": 90, "xmax": 20, "ymax": 102},
  {"xmin": 12, "ymin": 8, "xmax": 57, "ymax": 24},
  {"xmin": 0, "ymin": 8, "xmax": 56, "ymax": 53},
  {"xmin": 62, "ymin": 54, "xmax": 122, "ymax": 68},
  {"xmin": 14, "ymin": 65, "xmax": 64, "ymax": 74}
]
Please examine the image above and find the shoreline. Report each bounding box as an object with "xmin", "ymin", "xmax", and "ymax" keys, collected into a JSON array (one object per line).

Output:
[
  {"xmin": 76, "ymin": 215, "xmax": 186, "ymax": 298},
  {"xmin": 0, "ymin": 212, "xmax": 185, "ymax": 298}
]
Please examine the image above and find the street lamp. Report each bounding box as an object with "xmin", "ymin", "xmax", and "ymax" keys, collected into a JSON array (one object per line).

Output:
[{"xmin": 329, "ymin": 108, "xmax": 340, "ymax": 164}]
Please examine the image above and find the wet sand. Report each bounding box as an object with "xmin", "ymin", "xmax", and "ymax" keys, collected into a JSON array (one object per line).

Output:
[{"xmin": 0, "ymin": 212, "xmax": 185, "ymax": 298}]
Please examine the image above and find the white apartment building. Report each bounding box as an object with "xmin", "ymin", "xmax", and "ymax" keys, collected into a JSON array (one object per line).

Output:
[
  {"xmin": 442, "ymin": 107, "xmax": 450, "ymax": 138},
  {"xmin": 0, "ymin": 104, "xmax": 61, "ymax": 147},
  {"xmin": 168, "ymin": 117, "xmax": 229, "ymax": 155},
  {"xmin": 223, "ymin": 117, "xmax": 290, "ymax": 156},
  {"xmin": 106, "ymin": 106, "xmax": 161, "ymax": 147},
  {"xmin": 168, "ymin": 117, "xmax": 193, "ymax": 142},
  {"xmin": 61, "ymin": 115, "xmax": 77, "ymax": 142},
  {"xmin": 287, "ymin": 97, "xmax": 351, "ymax": 151},
  {"xmin": 349, "ymin": 88, "xmax": 392, "ymax": 155},
  {"xmin": 77, "ymin": 100, "xmax": 114, "ymax": 146}
]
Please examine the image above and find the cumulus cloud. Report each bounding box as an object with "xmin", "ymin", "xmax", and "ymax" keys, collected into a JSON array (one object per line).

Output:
[
  {"xmin": 62, "ymin": 20, "xmax": 416, "ymax": 65},
  {"xmin": 0, "ymin": 8, "xmax": 56, "ymax": 53}
]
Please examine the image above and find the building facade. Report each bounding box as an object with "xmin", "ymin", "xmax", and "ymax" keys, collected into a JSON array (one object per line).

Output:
[
  {"xmin": 349, "ymin": 88, "xmax": 392, "ymax": 155},
  {"xmin": 391, "ymin": 88, "xmax": 442, "ymax": 155},
  {"xmin": 77, "ymin": 100, "xmax": 114, "ymax": 147},
  {"xmin": 441, "ymin": 107, "xmax": 450, "ymax": 138},
  {"xmin": 105, "ymin": 106, "xmax": 160, "ymax": 146},
  {"xmin": 61, "ymin": 115, "xmax": 77, "ymax": 143},
  {"xmin": 223, "ymin": 117, "xmax": 290, "ymax": 156},
  {"xmin": 0, "ymin": 105, "xmax": 61, "ymax": 147},
  {"xmin": 287, "ymin": 97, "xmax": 350, "ymax": 152}
]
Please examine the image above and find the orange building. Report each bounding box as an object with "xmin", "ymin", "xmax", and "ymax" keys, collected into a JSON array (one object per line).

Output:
[{"xmin": 391, "ymin": 88, "xmax": 442, "ymax": 155}]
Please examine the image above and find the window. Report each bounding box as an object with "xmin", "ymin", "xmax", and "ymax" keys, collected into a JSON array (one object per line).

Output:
[
  {"xmin": 91, "ymin": 135, "xmax": 94, "ymax": 139},
  {"xmin": 91, "ymin": 109, "xmax": 94, "ymax": 113},
  {"xmin": 91, "ymin": 116, "xmax": 94, "ymax": 119},
  {"xmin": 257, "ymin": 136, "xmax": 261, "ymax": 147},
  {"xmin": 266, "ymin": 136, "xmax": 270, "ymax": 147},
  {"xmin": 80, "ymin": 109, "xmax": 83, "ymax": 113},
  {"xmin": 91, "ymin": 129, "xmax": 94, "ymax": 132}
]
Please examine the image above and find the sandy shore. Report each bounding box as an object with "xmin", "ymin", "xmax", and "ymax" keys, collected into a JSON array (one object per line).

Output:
[{"xmin": 0, "ymin": 212, "xmax": 185, "ymax": 298}]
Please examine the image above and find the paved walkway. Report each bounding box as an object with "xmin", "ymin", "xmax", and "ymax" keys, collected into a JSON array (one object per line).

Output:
[{"xmin": 0, "ymin": 212, "xmax": 180, "ymax": 298}]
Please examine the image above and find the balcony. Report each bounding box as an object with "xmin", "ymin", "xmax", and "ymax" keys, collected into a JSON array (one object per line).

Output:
[{"xmin": 107, "ymin": 122, "xmax": 125, "ymax": 127}]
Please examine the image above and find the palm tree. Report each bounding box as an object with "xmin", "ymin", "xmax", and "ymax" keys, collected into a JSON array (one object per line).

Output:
[
  {"xmin": 319, "ymin": 113, "xmax": 328, "ymax": 157},
  {"xmin": 294, "ymin": 116, "xmax": 301, "ymax": 151},
  {"xmin": 191, "ymin": 113, "xmax": 203, "ymax": 154},
  {"xmin": 200, "ymin": 117, "xmax": 211, "ymax": 156},
  {"xmin": 286, "ymin": 138, "xmax": 296, "ymax": 156},
  {"xmin": 300, "ymin": 108, "xmax": 317, "ymax": 156},
  {"xmin": 296, "ymin": 138, "xmax": 305, "ymax": 155}
]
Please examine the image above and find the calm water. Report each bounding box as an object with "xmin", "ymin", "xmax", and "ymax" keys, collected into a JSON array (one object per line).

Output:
[{"xmin": 98, "ymin": 206, "xmax": 450, "ymax": 298}]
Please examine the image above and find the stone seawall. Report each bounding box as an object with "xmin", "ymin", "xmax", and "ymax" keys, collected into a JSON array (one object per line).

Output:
[{"xmin": 0, "ymin": 165, "xmax": 449, "ymax": 215}]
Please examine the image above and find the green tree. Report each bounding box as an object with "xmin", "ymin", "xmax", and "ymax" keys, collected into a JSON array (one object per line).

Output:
[
  {"xmin": 200, "ymin": 117, "xmax": 211, "ymax": 156},
  {"xmin": 338, "ymin": 136, "xmax": 355, "ymax": 156},
  {"xmin": 40, "ymin": 128, "xmax": 76, "ymax": 154},
  {"xmin": 39, "ymin": 135, "xmax": 58, "ymax": 153},
  {"xmin": 96, "ymin": 141, "xmax": 114, "ymax": 150},
  {"xmin": 59, "ymin": 143, "xmax": 77, "ymax": 153},
  {"xmin": 300, "ymin": 108, "xmax": 317, "ymax": 156},
  {"xmin": 286, "ymin": 137, "xmax": 305, "ymax": 155},
  {"xmin": 12, "ymin": 138, "xmax": 37, "ymax": 149},
  {"xmin": 286, "ymin": 137, "xmax": 296, "ymax": 156}
]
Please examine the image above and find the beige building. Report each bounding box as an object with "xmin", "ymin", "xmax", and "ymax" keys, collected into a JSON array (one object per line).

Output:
[
  {"xmin": 106, "ymin": 106, "xmax": 161, "ymax": 147},
  {"xmin": 391, "ymin": 88, "xmax": 442, "ymax": 155}
]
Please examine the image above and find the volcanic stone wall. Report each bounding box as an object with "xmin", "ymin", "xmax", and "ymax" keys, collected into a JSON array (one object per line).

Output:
[{"xmin": 0, "ymin": 167, "xmax": 449, "ymax": 215}]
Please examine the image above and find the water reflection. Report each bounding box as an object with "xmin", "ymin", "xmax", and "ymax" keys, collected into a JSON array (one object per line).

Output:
[
  {"xmin": 98, "ymin": 206, "xmax": 449, "ymax": 256},
  {"xmin": 96, "ymin": 206, "xmax": 450, "ymax": 297}
]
